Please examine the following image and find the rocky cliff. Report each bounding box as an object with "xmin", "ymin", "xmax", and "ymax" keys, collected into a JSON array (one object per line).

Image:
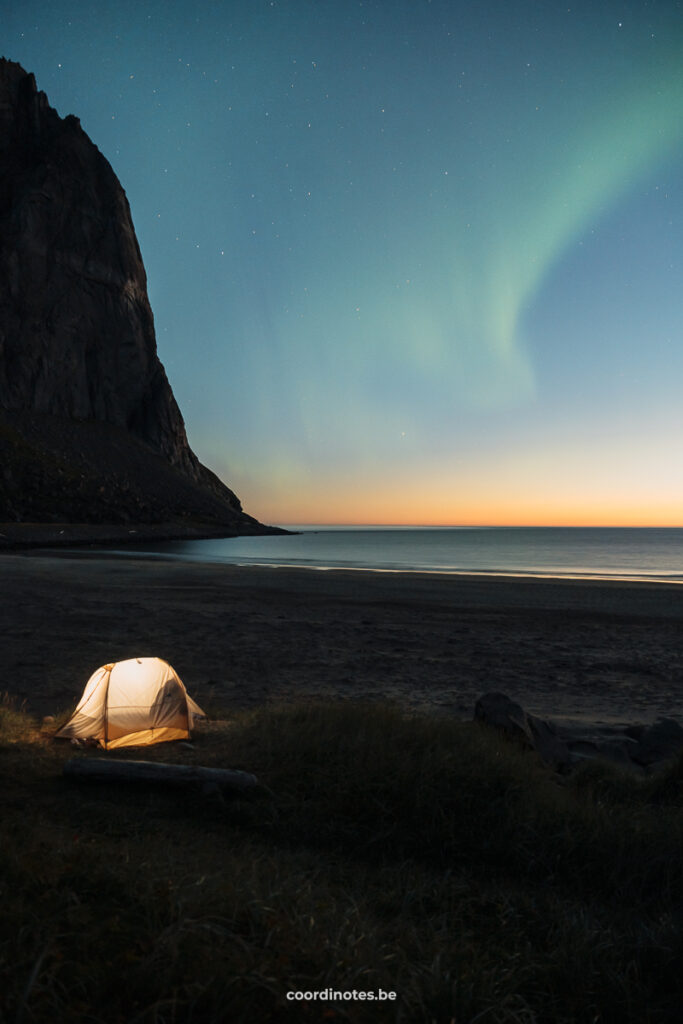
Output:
[{"xmin": 0, "ymin": 58, "xmax": 270, "ymax": 535}]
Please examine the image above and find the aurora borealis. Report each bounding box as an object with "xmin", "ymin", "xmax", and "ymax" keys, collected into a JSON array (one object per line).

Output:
[{"xmin": 4, "ymin": 0, "xmax": 683, "ymax": 525}]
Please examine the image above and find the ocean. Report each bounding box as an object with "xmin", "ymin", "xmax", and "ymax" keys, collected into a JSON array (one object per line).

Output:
[{"xmin": 111, "ymin": 526, "xmax": 683, "ymax": 583}]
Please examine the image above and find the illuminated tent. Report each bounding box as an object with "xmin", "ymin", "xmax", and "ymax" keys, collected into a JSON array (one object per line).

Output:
[{"xmin": 56, "ymin": 657, "xmax": 205, "ymax": 749}]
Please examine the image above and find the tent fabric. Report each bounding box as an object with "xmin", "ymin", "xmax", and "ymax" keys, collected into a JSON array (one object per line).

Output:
[{"xmin": 56, "ymin": 657, "xmax": 205, "ymax": 749}]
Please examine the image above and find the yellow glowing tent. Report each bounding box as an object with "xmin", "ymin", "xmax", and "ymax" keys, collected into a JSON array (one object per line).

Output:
[{"xmin": 56, "ymin": 657, "xmax": 205, "ymax": 749}]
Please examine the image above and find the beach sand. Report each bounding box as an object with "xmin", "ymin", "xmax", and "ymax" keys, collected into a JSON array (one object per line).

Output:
[{"xmin": 3, "ymin": 551, "xmax": 683, "ymax": 732}]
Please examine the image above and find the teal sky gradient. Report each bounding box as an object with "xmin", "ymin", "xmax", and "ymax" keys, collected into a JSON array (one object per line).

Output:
[{"xmin": 4, "ymin": 0, "xmax": 683, "ymax": 523}]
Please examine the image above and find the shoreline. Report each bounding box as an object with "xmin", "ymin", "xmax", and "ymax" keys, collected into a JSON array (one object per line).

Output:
[
  {"xmin": 16, "ymin": 538, "xmax": 683, "ymax": 588},
  {"xmin": 0, "ymin": 519, "xmax": 291, "ymax": 550},
  {"xmin": 17, "ymin": 545, "xmax": 683, "ymax": 610},
  {"xmin": 4, "ymin": 551, "xmax": 683, "ymax": 730}
]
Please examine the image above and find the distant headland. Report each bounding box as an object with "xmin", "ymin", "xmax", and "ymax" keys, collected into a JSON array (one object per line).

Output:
[{"xmin": 0, "ymin": 58, "xmax": 283, "ymax": 546}]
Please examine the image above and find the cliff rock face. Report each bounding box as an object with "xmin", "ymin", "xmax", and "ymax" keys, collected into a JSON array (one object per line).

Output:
[{"xmin": 0, "ymin": 58, "xmax": 264, "ymax": 531}]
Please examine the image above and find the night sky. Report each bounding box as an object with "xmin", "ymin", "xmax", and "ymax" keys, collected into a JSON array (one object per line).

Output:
[{"xmin": 4, "ymin": 0, "xmax": 683, "ymax": 525}]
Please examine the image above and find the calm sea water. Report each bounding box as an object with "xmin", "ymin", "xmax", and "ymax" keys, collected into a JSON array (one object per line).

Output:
[{"xmin": 113, "ymin": 527, "xmax": 683, "ymax": 583}]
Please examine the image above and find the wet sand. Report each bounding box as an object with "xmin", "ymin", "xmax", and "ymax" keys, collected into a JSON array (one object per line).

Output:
[{"xmin": 4, "ymin": 551, "xmax": 683, "ymax": 728}]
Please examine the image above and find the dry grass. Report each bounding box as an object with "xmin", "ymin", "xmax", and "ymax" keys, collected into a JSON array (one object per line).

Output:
[{"xmin": 1, "ymin": 699, "xmax": 682, "ymax": 1022}]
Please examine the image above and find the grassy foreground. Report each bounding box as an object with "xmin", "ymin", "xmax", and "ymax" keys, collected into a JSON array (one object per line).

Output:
[{"xmin": 1, "ymin": 698, "xmax": 683, "ymax": 1023}]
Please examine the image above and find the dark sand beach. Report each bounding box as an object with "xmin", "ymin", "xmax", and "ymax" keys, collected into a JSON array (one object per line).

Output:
[{"xmin": 4, "ymin": 550, "xmax": 683, "ymax": 730}]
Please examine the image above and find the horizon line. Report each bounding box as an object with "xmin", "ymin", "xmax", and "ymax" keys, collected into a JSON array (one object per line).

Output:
[{"xmin": 270, "ymin": 521, "xmax": 683, "ymax": 530}]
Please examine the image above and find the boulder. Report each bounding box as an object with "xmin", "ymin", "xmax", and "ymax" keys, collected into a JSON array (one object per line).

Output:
[
  {"xmin": 565, "ymin": 735, "xmax": 642, "ymax": 770},
  {"xmin": 628, "ymin": 718, "xmax": 683, "ymax": 767},
  {"xmin": 474, "ymin": 694, "xmax": 683, "ymax": 774},
  {"xmin": 474, "ymin": 691, "xmax": 572, "ymax": 769}
]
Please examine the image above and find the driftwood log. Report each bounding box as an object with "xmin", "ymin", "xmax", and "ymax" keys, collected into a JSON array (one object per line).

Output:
[{"xmin": 64, "ymin": 757, "xmax": 259, "ymax": 793}]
